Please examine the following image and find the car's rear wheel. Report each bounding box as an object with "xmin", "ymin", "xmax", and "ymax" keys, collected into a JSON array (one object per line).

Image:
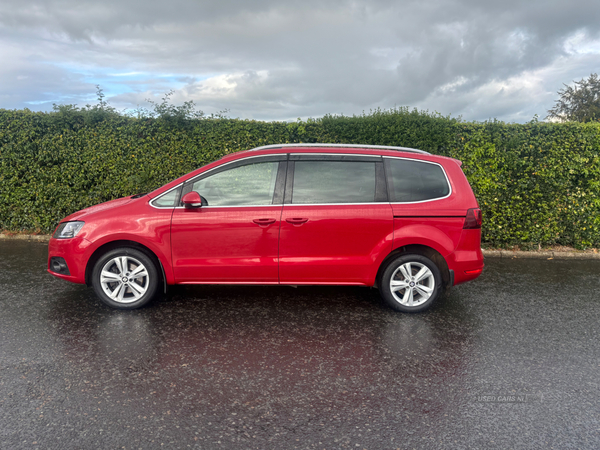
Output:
[
  {"xmin": 92, "ymin": 248, "xmax": 159, "ymax": 309},
  {"xmin": 380, "ymin": 254, "xmax": 442, "ymax": 312}
]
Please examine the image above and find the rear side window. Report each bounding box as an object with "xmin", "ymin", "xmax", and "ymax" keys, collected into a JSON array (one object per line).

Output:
[
  {"xmin": 385, "ymin": 158, "xmax": 450, "ymax": 202},
  {"xmin": 292, "ymin": 161, "xmax": 376, "ymax": 204}
]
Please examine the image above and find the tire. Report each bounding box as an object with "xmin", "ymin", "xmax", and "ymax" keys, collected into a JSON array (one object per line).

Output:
[
  {"xmin": 91, "ymin": 247, "xmax": 159, "ymax": 309},
  {"xmin": 379, "ymin": 254, "xmax": 442, "ymax": 313}
]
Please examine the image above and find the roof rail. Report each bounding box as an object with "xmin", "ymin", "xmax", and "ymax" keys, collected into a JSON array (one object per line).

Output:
[{"xmin": 247, "ymin": 143, "xmax": 430, "ymax": 155}]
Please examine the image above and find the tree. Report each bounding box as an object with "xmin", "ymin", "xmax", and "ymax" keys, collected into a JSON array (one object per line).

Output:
[{"xmin": 546, "ymin": 73, "xmax": 600, "ymax": 122}]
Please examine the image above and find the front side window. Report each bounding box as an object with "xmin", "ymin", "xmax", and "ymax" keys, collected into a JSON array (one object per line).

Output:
[
  {"xmin": 385, "ymin": 158, "xmax": 450, "ymax": 202},
  {"xmin": 292, "ymin": 161, "xmax": 376, "ymax": 204},
  {"xmin": 190, "ymin": 161, "xmax": 279, "ymax": 206}
]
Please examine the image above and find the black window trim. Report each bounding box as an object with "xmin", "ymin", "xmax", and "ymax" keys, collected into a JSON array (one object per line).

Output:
[{"xmin": 383, "ymin": 156, "xmax": 452, "ymax": 204}]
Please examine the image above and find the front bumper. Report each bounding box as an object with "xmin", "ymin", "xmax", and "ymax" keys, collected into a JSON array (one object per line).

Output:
[{"xmin": 47, "ymin": 236, "xmax": 93, "ymax": 284}]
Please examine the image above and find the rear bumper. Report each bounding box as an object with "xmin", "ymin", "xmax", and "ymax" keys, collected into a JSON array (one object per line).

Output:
[
  {"xmin": 47, "ymin": 237, "xmax": 92, "ymax": 284},
  {"xmin": 446, "ymin": 229, "xmax": 484, "ymax": 286},
  {"xmin": 449, "ymin": 259, "xmax": 484, "ymax": 285}
]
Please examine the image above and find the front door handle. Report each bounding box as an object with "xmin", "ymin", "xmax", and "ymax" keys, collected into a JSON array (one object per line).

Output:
[
  {"xmin": 253, "ymin": 218, "xmax": 276, "ymax": 226},
  {"xmin": 286, "ymin": 218, "xmax": 309, "ymax": 225}
]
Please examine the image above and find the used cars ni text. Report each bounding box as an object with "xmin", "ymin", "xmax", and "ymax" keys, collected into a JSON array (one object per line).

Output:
[{"xmin": 48, "ymin": 143, "xmax": 483, "ymax": 312}]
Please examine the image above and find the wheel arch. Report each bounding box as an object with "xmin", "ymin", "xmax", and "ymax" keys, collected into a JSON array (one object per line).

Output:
[
  {"xmin": 85, "ymin": 240, "xmax": 167, "ymax": 290},
  {"xmin": 376, "ymin": 244, "xmax": 451, "ymax": 289}
]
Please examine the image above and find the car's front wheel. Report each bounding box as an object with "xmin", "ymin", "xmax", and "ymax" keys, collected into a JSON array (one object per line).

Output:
[
  {"xmin": 92, "ymin": 248, "xmax": 159, "ymax": 309},
  {"xmin": 379, "ymin": 254, "xmax": 442, "ymax": 313}
]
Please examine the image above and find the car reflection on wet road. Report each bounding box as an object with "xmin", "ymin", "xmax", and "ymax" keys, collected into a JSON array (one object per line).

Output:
[{"xmin": 1, "ymin": 240, "xmax": 599, "ymax": 449}]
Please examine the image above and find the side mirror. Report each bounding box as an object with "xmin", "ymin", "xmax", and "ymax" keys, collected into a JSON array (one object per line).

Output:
[{"xmin": 181, "ymin": 191, "xmax": 205, "ymax": 208}]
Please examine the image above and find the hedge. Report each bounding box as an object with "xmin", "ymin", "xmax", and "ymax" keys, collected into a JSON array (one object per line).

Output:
[{"xmin": 1, "ymin": 107, "xmax": 599, "ymax": 249}]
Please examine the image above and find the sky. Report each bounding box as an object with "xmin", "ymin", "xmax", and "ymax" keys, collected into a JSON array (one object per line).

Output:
[{"xmin": 1, "ymin": 0, "xmax": 600, "ymax": 123}]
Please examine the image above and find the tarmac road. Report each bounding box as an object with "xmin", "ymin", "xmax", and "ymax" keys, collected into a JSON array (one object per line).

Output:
[{"xmin": 1, "ymin": 240, "xmax": 599, "ymax": 449}]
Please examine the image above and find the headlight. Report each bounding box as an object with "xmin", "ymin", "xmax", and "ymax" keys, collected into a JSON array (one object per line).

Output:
[{"xmin": 53, "ymin": 221, "xmax": 85, "ymax": 239}]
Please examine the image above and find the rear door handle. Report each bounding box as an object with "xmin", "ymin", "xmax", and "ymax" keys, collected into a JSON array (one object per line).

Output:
[
  {"xmin": 253, "ymin": 218, "xmax": 276, "ymax": 226},
  {"xmin": 286, "ymin": 218, "xmax": 309, "ymax": 225}
]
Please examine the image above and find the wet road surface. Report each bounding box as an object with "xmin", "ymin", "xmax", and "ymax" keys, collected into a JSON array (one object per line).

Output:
[{"xmin": 1, "ymin": 240, "xmax": 600, "ymax": 449}]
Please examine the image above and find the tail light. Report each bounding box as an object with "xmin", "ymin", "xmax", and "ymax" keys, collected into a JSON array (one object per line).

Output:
[{"xmin": 463, "ymin": 208, "xmax": 482, "ymax": 229}]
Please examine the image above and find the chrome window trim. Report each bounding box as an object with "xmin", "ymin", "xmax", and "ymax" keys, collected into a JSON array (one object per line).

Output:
[
  {"xmin": 169, "ymin": 203, "xmax": 388, "ymax": 210},
  {"xmin": 150, "ymin": 185, "xmax": 182, "ymax": 209},
  {"xmin": 282, "ymin": 203, "xmax": 389, "ymax": 207},
  {"xmin": 383, "ymin": 156, "xmax": 452, "ymax": 204},
  {"xmin": 150, "ymin": 152, "xmax": 451, "ymax": 209},
  {"xmin": 289, "ymin": 153, "xmax": 381, "ymax": 160},
  {"xmin": 289, "ymin": 157, "xmax": 379, "ymax": 205},
  {"xmin": 149, "ymin": 154, "xmax": 282, "ymax": 210},
  {"xmin": 184, "ymin": 154, "xmax": 283, "ymax": 189}
]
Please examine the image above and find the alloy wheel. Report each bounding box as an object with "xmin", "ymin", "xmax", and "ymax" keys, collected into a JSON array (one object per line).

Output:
[
  {"xmin": 99, "ymin": 256, "xmax": 150, "ymax": 304},
  {"xmin": 389, "ymin": 261, "xmax": 435, "ymax": 307}
]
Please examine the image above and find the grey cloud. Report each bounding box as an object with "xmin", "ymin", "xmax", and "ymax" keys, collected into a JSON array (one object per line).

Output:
[{"xmin": 1, "ymin": 0, "xmax": 600, "ymax": 122}]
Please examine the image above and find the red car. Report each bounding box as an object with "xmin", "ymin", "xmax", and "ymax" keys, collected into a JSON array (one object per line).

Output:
[{"xmin": 48, "ymin": 143, "xmax": 483, "ymax": 312}]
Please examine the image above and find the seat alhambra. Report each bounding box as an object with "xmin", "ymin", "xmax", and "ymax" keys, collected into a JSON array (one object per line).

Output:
[{"xmin": 48, "ymin": 143, "xmax": 483, "ymax": 312}]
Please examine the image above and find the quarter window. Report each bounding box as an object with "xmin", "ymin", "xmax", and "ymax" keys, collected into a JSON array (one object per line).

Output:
[
  {"xmin": 385, "ymin": 158, "xmax": 449, "ymax": 202},
  {"xmin": 190, "ymin": 161, "xmax": 279, "ymax": 206},
  {"xmin": 292, "ymin": 161, "xmax": 376, "ymax": 204},
  {"xmin": 151, "ymin": 186, "xmax": 181, "ymax": 208}
]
